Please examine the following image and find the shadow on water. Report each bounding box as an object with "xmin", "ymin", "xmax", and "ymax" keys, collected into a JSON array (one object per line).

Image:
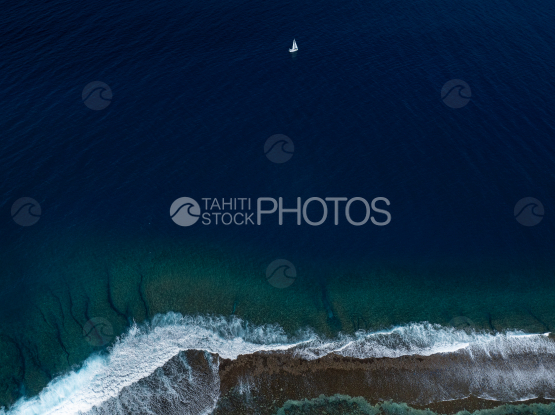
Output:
[{"xmin": 318, "ymin": 279, "xmax": 343, "ymax": 333}]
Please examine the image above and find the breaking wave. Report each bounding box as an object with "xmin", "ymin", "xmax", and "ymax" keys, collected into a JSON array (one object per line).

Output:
[{"xmin": 2, "ymin": 313, "xmax": 554, "ymax": 415}]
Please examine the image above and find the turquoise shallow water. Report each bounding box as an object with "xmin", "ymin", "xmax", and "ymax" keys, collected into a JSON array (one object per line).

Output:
[
  {"xmin": 5, "ymin": 226, "xmax": 555, "ymax": 338},
  {"xmin": 277, "ymin": 395, "xmax": 555, "ymax": 415}
]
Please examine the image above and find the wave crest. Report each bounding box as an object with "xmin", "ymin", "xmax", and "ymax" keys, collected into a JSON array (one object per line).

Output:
[{"xmin": 1, "ymin": 313, "xmax": 553, "ymax": 415}]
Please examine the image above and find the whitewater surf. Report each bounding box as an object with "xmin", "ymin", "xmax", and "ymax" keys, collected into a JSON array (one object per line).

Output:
[{"xmin": 2, "ymin": 313, "xmax": 555, "ymax": 415}]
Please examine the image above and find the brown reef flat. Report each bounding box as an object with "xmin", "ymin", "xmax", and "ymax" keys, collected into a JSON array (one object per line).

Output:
[
  {"xmin": 212, "ymin": 350, "xmax": 555, "ymax": 414},
  {"xmin": 88, "ymin": 348, "xmax": 555, "ymax": 414}
]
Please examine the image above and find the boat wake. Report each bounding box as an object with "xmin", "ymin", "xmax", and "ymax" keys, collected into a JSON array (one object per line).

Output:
[{"xmin": 1, "ymin": 313, "xmax": 554, "ymax": 415}]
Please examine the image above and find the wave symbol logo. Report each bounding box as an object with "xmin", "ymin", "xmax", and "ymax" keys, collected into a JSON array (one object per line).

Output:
[
  {"xmin": 83, "ymin": 317, "xmax": 114, "ymax": 347},
  {"xmin": 170, "ymin": 197, "xmax": 201, "ymax": 226},
  {"xmin": 11, "ymin": 197, "xmax": 41, "ymax": 226},
  {"xmin": 82, "ymin": 81, "xmax": 112, "ymax": 110},
  {"xmin": 264, "ymin": 134, "xmax": 294, "ymax": 163},
  {"xmin": 441, "ymin": 79, "xmax": 471, "ymax": 109},
  {"xmin": 514, "ymin": 197, "xmax": 544, "ymax": 227},
  {"xmin": 448, "ymin": 316, "xmax": 475, "ymax": 331},
  {"xmin": 266, "ymin": 259, "xmax": 297, "ymax": 288}
]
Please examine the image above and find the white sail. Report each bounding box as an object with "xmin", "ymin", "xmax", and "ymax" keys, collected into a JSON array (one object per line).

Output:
[{"xmin": 289, "ymin": 39, "xmax": 298, "ymax": 52}]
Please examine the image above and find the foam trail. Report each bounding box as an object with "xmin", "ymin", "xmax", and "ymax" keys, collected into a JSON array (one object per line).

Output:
[
  {"xmin": 0, "ymin": 313, "xmax": 306, "ymax": 415},
  {"xmin": 1, "ymin": 313, "xmax": 554, "ymax": 415}
]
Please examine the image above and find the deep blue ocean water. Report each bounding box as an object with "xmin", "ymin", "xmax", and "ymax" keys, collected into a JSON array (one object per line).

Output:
[
  {"xmin": 1, "ymin": 0, "xmax": 555, "ymax": 412},
  {"xmin": 2, "ymin": 0, "xmax": 554, "ymax": 256}
]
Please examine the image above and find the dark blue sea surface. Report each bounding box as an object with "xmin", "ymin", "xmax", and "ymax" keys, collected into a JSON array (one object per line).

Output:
[{"xmin": 1, "ymin": 0, "xmax": 555, "ymax": 412}]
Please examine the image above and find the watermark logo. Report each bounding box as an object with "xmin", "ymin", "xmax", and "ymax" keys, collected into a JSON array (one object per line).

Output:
[
  {"xmin": 83, "ymin": 317, "xmax": 114, "ymax": 347},
  {"xmin": 441, "ymin": 79, "xmax": 471, "ymax": 109},
  {"xmin": 264, "ymin": 134, "xmax": 294, "ymax": 163},
  {"xmin": 11, "ymin": 197, "xmax": 41, "ymax": 226},
  {"xmin": 256, "ymin": 197, "xmax": 391, "ymax": 226},
  {"xmin": 514, "ymin": 197, "xmax": 544, "ymax": 227},
  {"xmin": 449, "ymin": 316, "xmax": 475, "ymax": 331},
  {"xmin": 266, "ymin": 259, "xmax": 297, "ymax": 288},
  {"xmin": 170, "ymin": 197, "xmax": 201, "ymax": 226},
  {"xmin": 170, "ymin": 197, "xmax": 391, "ymax": 227},
  {"xmin": 82, "ymin": 81, "xmax": 112, "ymax": 110}
]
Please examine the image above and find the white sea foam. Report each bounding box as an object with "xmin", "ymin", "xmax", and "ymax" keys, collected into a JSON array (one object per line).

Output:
[{"xmin": 1, "ymin": 313, "xmax": 553, "ymax": 415}]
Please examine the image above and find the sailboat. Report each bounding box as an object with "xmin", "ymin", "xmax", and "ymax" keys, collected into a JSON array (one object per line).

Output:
[{"xmin": 289, "ymin": 39, "xmax": 298, "ymax": 53}]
